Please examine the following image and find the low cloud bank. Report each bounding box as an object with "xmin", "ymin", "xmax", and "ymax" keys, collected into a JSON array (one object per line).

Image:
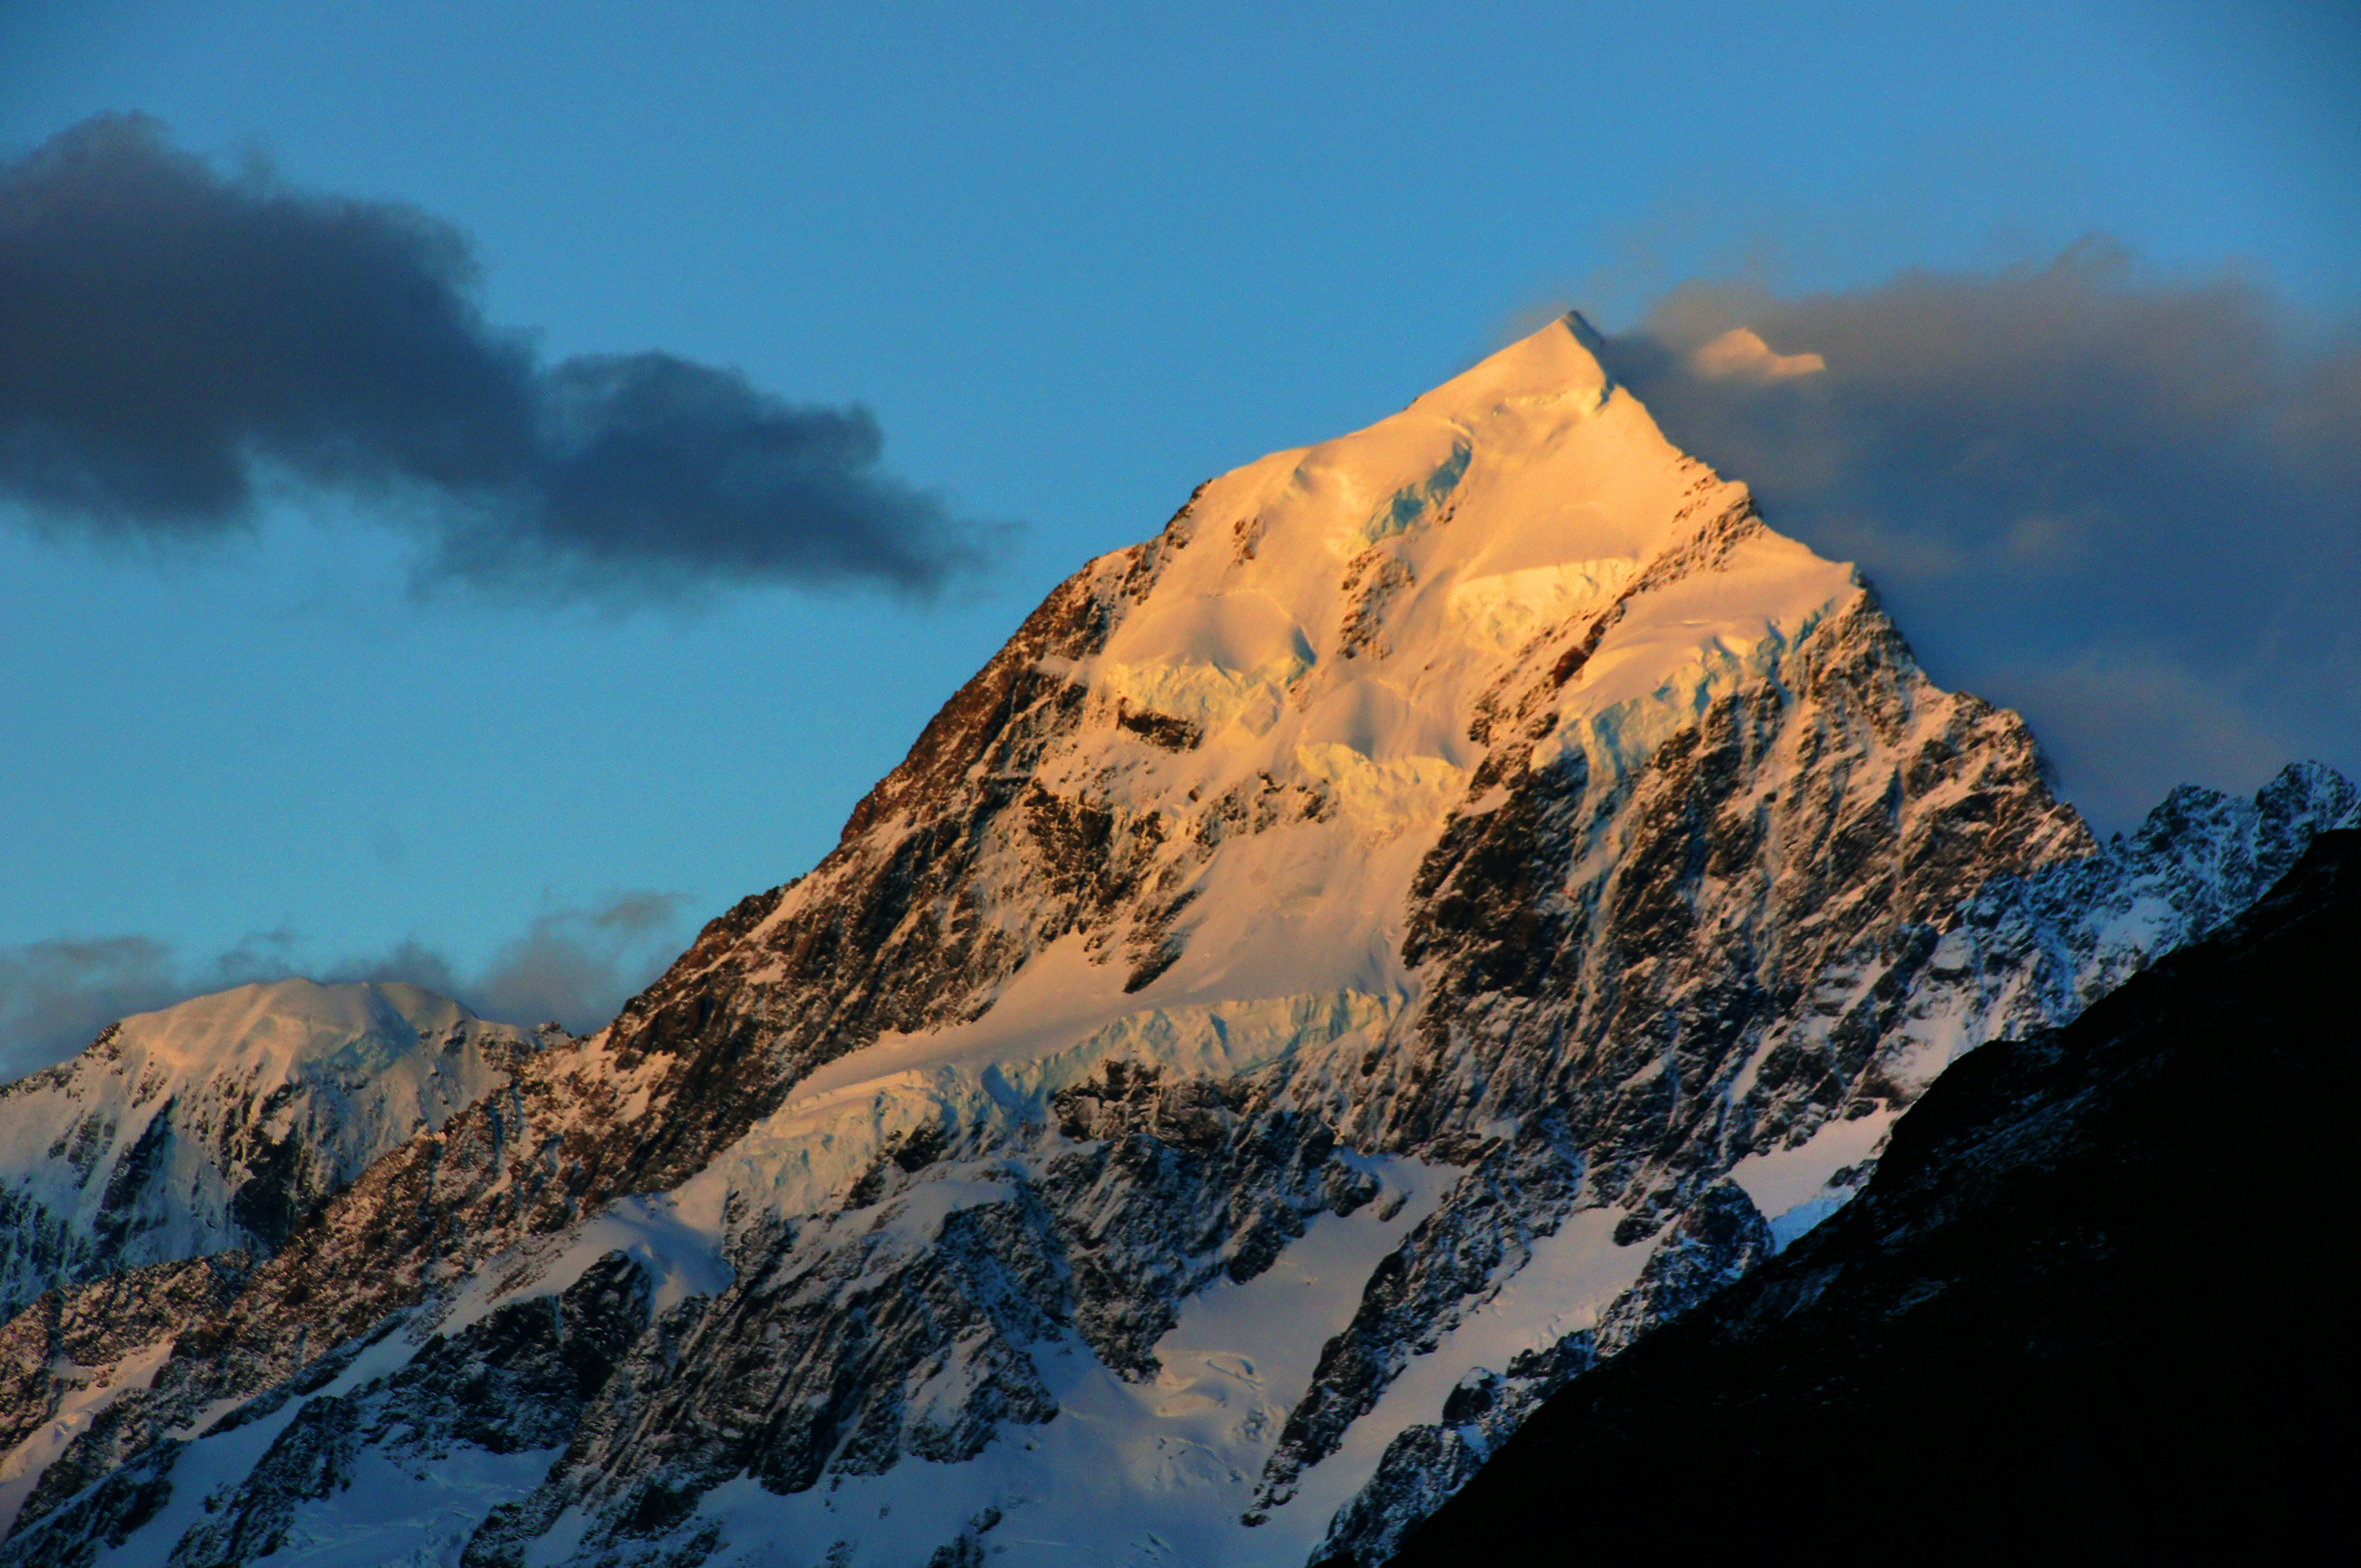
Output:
[
  {"xmin": 0, "ymin": 115, "xmax": 993, "ymax": 603},
  {"xmin": 0, "ymin": 891, "xmax": 689, "ymax": 1080},
  {"xmin": 1593, "ymin": 245, "xmax": 2361, "ymax": 827}
]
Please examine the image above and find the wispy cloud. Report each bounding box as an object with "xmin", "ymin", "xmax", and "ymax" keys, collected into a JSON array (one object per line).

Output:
[
  {"xmin": 0, "ymin": 114, "xmax": 999, "ymax": 604},
  {"xmin": 0, "ymin": 935, "xmax": 183, "ymax": 1080},
  {"xmin": 0, "ymin": 891, "xmax": 691, "ymax": 1080},
  {"xmin": 1592, "ymin": 243, "xmax": 2361, "ymax": 827},
  {"xmin": 318, "ymin": 891, "xmax": 691, "ymax": 1031}
]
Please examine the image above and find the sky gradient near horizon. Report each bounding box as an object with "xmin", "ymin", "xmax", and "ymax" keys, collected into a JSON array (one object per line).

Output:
[{"xmin": 2, "ymin": 0, "xmax": 2355, "ymax": 1065}]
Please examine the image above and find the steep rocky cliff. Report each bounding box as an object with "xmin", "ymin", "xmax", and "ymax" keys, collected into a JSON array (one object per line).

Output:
[
  {"xmin": 1392, "ymin": 830, "xmax": 2361, "ymax": 1567},
  {"xmin": 2, "ymin": 318, "xmax": 2348, "ymax": 1568}
]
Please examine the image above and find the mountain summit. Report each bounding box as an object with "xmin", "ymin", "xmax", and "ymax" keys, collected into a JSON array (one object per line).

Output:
[
  {"xmin": 0, "ymin": 980, "xmax": 545, "ymax": 1318},
  {"xmin": 2, "ymin": 319, "xmax": 2349, "ymax": 1567}
]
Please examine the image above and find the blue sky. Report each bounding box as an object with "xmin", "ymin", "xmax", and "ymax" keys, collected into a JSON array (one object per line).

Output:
[{"xmin": 2, "ymin": 0, "xmax": 2355, "ymax": 1058}]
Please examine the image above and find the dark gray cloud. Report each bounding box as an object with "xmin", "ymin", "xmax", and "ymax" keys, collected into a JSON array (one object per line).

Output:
[
  {"xmin": 0, "ymin": 114, "xmax": 990, "ymax": 600},
  {"xmin": 0, "ymin": 891, "xmax": 689, "ymax": 1080},
  {"xmin": 1592, "ymin": 245, "xmax": 2361, "ymax": 828}
]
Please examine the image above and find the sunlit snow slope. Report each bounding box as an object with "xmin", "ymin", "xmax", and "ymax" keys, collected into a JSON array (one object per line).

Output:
[{"xmin": 6, "ymin": 318, "xmax": 2351, "ymax": 1568}]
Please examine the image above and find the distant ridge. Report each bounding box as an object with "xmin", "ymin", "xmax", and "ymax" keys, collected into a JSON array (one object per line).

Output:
[{"xmin": 0, "ymin": 980, "xmax": 550, "ymax": 1318}]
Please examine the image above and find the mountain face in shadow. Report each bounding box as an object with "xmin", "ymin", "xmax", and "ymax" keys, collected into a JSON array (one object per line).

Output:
[{"xmin": 1391, "ymin": 830, "xmax": 2361, "ymax": 1568}]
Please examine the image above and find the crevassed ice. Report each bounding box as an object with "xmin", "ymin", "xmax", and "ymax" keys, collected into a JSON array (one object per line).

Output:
[
  {"xmin": 1446, "ymin": 558, "xmax": 1637, "ymax": 652},
  {"xmin": 1293, "ymin": 743, "xmax": 1470, "ymax": 841},
  {"xmin": 1100, "ymin": 657, "xmax": 1306, "ymax": 738},
  {"xmin": 698, "ymin": 989, "xmax": 1400, "ymax": 1227},
  {"xmin": 1533, "ymin": 620, "xmax": 1829, "ymax": 789},
  {"xmin": 1347, "ymin": 442, "xmax": 1472, "ymax": 551}
]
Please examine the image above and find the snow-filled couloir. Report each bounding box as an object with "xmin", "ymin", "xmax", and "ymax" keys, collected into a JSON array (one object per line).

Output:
[{"xmin": 4, "ymin": 317, "xmax": 2352, "ymax": 1568}]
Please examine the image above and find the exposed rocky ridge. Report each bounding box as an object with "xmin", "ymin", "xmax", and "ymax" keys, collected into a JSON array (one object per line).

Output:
[
  {"xmin": 1391, "ymin": 829, "xmax": 2361, "ymax": 1567},
  {"xmin": 0, "ymin": 1255, "xmax": 250, "ymax": 1537},
  {"xmin": 1300, "ymin": 754, "xmax": 2356, "ymax": 1568},
  {"xmin": 3, "ymin": 319, "xmax": 2352, "ymax": 1566},
  {"xmin": 167, "ymin": 1250, "xmax": 652, "ymax": 1568},
  {"xmin": 0, "ymin": 1258, "xmax": 250, "ymax": 1458},
  {"xmin": 1927, "ymin": 758, "xmax": 2357, "ymax": 1031},
  {"xmin": 1315, "ymin": 1182, "xmax": 1768, "ymax": 1565},
  {"xmin": 2, "ymin": 1253, "xmax": 652, "ymax": 1568}
]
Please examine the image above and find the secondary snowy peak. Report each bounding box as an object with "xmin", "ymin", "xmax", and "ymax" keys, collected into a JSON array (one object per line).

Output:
[{"xmin": 0, "ymin": 980, "xmax": 549, "ymax": 1315}]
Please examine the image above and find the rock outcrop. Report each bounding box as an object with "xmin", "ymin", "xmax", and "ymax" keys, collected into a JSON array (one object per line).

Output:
[{"xmin": 1393, "ymin": 830, "xmax": 2361, "ymax": 1567}]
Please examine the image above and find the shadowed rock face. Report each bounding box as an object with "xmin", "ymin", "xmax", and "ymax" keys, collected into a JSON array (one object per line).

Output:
[
  {"xmin": 1390, "ymin": 832, "xmax": 2361, "ymax": 1568},
  {"xmin": 0, "ymin": 1257, "xmax": 251, "ymax": 1493},
  {"xmin": 2, "ymin": 321, "xmax": 2352, "ymax": 1568}
]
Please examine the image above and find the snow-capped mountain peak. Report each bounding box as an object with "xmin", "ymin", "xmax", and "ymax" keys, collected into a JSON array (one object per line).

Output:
[
  {"xmin": 3, "ymin": 322, "xmax": 2347, "ymax": 1568},
  {"xmin": 0, "ymin": 979, "xmax": 549, "ymax": 1318}
]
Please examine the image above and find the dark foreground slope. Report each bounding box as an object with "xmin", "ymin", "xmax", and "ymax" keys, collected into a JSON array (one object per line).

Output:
[{"xmin": 1392, "ymin": 830, "xmax": 2361, "ymax": 1567}]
